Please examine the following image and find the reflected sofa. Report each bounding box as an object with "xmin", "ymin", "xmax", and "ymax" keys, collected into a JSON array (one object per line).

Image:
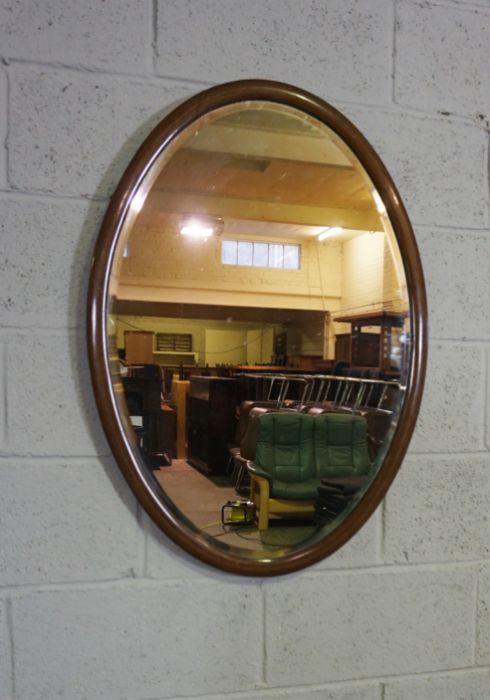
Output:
[{"xmin": 247, "ymin": 412, "xmax": 371, "ymax": 530}]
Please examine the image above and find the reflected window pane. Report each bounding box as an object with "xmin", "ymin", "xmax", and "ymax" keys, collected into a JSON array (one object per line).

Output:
[
  {"xmin": 221, "ymin": 240, "xmax": 300, "ymax": 270},
  {"xmin": 283, "ymin": 245, "xmax": 299, "ymax": 269},
  {"xmin": 269, "ymin": 244, "xmax": 283, "ymax": 268},
  {"xmin": 237, "ymin": 241, "xmax": 253, "ymax": 266},
  {"xmin": 221, "ymin": 240, "xmax": 237, "ymax": 265},
  {"xmin": 253, "ymin": 242, "xmax": 268, "ymax": 267}
]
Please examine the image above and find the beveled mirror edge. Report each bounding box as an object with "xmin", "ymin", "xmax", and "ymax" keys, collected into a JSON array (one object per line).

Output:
[{"xmin": 87, "ymin": 79, "xmax": 428, "ymax": 577}]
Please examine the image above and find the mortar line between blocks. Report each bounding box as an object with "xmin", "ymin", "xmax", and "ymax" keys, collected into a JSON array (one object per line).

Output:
[
  {"xmin": 483, "ymin": 349, "xmax": 489, "ymax": 450},
  {"xmin": 390, "ymin": 0, "xmax": 397, "ymax": 107},
  {"xmin": 2, "ymin": 340, "xmax": 8, "ymax": 449},
  {"xmin": 0, "ymin": 68, "xmax": 7, "ymax": 186},
  {"xmin": 0, "ymin": 187, "xmax": 109, "ymax": 203},
  {"xmin": 5, "ymin": 55, "xmax": 214, "ymax": 88},
  {"xmin": 380, "ymin": 499, "xmax": 387, "ymax": 565},
  {"xmin": 145, "ymin": 664, "xmax": 490, "ymax": 698},
  {"xmin": 0, "ymin": 559, "xmax": 482, "ymax": 597},
  {"xmin": 430, "ymin": 0, "xmax": 490, "ymax": 14},
  {"xmin": 5, "ymin": 597, "xmax": 15, "ymax": 699},
  {"xmin": 151, "ymin": 0, "xmax": 158, "ymax": 74},
  {"xmin": 472, "ymin": 564, "xmax": 479, "ymax": 666},
  {"xmin": 260, "ymin": 582, "xmax": 267, "ymax": 686},
  {"xmin": 4, "ymin": 62, "xmax": 11, "ymax": 189},
  {"xmin": 137, "ymin": 504, "xmax": 149, "ymax": 577}
]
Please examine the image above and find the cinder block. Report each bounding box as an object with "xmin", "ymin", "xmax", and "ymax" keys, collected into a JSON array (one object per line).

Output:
[
  {"xmin": 0, "ymin": 460, "xmax": 140, "ymax": 585},
  {"xmin": 312, "ymin": 508, "xmax": 382, "ymax": 571},
  {"xmin": 344, "ymin": 106, "xmax": 488, "ymax": 230},
  {"xmin": 395, "ymin": 2, "xmax": 490, "ymax": 119},
  {"xmin": 155, "ymin": 0, "xmax": 392, "ymax": 103},
  {"xmin": 5, "ymin": 331, "xmax": 108, "ymax": 457},
  {"xmin": 0, "ymin": 194, "xmax": 105, "ymax": 328},
  {"xmin": 384, "ymin": 455, "xmax": 490, "ymax": 563},
  {"xmin": 476, "ymin": 563, "xmax": 490, "ymax": 664},
  {"xmin": 144, "ymin": 511, "xmax": 228, "ymax": 580},
  {"xmin": 417, "ymin": 228, "xmax": 490, "ymax": 340},
  {"xmin": 384, "ymin": 669, "xmax": 490, "ymax": 700},
  {"xmin": 12, "ymin": 582, "xmax": 262, "ymax": 699},
  {"xmin": 409, "ymin": 342, "xmax": 485, "ymax": 453},
  {"xmin": 8, "ymin": 66, "xmax": 194, "ymax": 197},
  {"xmin": 0, "ymin": 0, "xmax": 151, "ymax": 74},
  {"xmin": 265, "ymin": 567, "xmax": 475, "ymax": 685},
  {"xmin": 0, "ymin": 600, "xmax": 12, "ymax": 700}
]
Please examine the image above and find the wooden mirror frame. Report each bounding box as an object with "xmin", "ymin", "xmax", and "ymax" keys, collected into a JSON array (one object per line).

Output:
[{"xmin": 87, "ymin": 79, "xmax": 427, "ymax": 577}]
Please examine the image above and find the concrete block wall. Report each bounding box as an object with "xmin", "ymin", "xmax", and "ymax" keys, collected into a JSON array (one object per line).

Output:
[{"xmin": 0, "ymin": 1, "xmax": 489, "ymax": 698}]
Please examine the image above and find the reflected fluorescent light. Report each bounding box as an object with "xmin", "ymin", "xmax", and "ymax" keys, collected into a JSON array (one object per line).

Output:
[
  {"xmin": 373, "ymin": 190, "xmax": 387, "ymax": 216},
  {"xmin": 130, "ymin": 189, "xmax": 147, "ymax": 214},
  {"xmin": 317, "ymin": 226, "xmax": 343, "ymax": 241},
  {"xmin": 180, "ymin": 216, "xmax": 223, "ymax": 240}
]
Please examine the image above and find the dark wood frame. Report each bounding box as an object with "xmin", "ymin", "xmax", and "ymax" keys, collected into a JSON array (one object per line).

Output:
[{"xmin": 87, "ymin": 79, "xmax": 427, "ymax": 577}]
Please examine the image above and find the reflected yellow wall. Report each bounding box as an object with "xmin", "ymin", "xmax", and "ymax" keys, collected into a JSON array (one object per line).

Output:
[
  {"xmin": 118, "ymin": 224, "xmax": 342, "ymax": 311},
  {"xmin": 338, "ymin": 232, "xmax": 402, "ymax": 317},
  {"xmin": 115, "ymin": 315, "xmax": 278, "ymax": 365},
  {"xmin": 116, "ymin": 228, "xmax": 403, "ymax": 362}
]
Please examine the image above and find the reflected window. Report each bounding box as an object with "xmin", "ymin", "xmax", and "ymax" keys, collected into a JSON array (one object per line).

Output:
[
  {"xmin": 221, "ymin": 240, "xmax": 300, "ymax": 269},
  {"xmin": 237, "ymin": 241, "xmax": 253, "ymax": 266}
]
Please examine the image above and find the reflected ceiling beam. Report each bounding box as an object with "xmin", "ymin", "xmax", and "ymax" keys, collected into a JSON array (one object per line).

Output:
[
  {"xmin": 113, "ymin": 299, "xmax": 326, "ymax": 325},
  {"xmin": 143, "ymin": 192, "xmax": 381, "ymax": 232},
  {"xmin": 184, "ymin": 124, "xmax": 352, "ymax": 166},
  {"xmin": 115, "ymin": 283, "xmax": 338, "ymax": 312}
]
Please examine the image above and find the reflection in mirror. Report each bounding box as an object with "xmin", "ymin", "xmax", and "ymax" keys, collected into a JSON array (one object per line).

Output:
[{"xmin": 107, "ymin": 100, "xmax": 411, "ymax": 560}]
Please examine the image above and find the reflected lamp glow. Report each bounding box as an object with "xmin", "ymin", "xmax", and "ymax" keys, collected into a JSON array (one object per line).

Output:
[
  {"xmin": 373, "ymin": 190, "xmax": 387, "ymax": 216},
  {"xmin": 180, "ymin": 216, "xmax": 223, "ymax": 240},
  {"xmin": 130, "ymin": 189, "xmax": 147, "ymax": 215},
  {"xmin": 317, "ymin": 226, "xmax": 343, "ymax": 241}
]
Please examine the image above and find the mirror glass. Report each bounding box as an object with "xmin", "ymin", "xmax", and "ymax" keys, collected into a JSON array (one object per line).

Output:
[{"xmin": 96, "ymin": 90, "xmax": 423, "ymax": 572}]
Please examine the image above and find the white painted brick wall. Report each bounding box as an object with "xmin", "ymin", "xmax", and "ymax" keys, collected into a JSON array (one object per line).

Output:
[
  {"xmin": 395, "ymin": 1, "xmax": 490, "ymax": 119},
  {"xmin": 8, "ymin": 66, "xmax": 196, "ymax": 197},
  {"xmin": 0, "ymin": 194, "xmax": 105, "ymax": 328},
  {"xmin": 12, "ymin": 583, "xmax": 263, "ymax": 699},
  {"xmin": 0, "ymin": 461, "xmax": 141, "ymax": 586},
  {"xmin": 1, "ymin": 0, "xmax": 490, "ymax": 698},
  {"xmin": 417, "ymin": 228, "xmax": 490, "ymax": 340},
  {"xmin": 343, "ymin": 106, "xmax": 489, "ymax": 230},
  {"xmin": 265, "ymin": 567, "xmax": 476, "ymax": 684},
  {"xmin": 0, "ymin": 1, "xmax": 153, "ymax": 75},
  {"xmin": 384, "ymin": 669, "xmax": 490, "ymax": 700},
  {"xmin": 154, "ymin": 0, "xmax": 394, "ymax": 103}
]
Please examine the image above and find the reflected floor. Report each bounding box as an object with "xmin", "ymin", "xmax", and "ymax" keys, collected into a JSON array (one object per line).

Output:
[{"xmin": 154, "ymin": 460, "xmax": 319, "ymax": 551}]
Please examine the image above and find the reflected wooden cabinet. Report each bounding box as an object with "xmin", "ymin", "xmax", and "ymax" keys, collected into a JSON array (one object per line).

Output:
[
  {"xmin": 335, "ymin": 312, "xmax": 406, "ymax": 372},
  {"xmin": 187, "ymin": 376, "xmax": 238, "ymax": 475},
  {"xmin": 124, "ymin": 331, "xmax": 154, "ymax": 364}
]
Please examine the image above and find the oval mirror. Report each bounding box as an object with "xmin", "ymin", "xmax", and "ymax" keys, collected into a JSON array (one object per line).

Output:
[{"xmin": 88, "ymin": 80, "xmax": 427, "ymax": 576}]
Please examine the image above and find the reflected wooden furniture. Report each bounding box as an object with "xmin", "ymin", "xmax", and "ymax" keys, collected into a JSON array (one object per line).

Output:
[
  {"xmin": 187, "ymin": 376, "xmax": 238, "ymax": 475},
  {"xmin": 124, "ymin": 331, "xmax": 154, "ymax": 364},
  {"xmin": 172, "ymin": 379, "xmax": 189, "ymax": 459},
  {"xmin": 122, "ymin": 376, "xmax": 175, "ymax": 465},
  {"xmin": 334, "ymin": 311, "xmax": 406, "ymax": 371}
]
